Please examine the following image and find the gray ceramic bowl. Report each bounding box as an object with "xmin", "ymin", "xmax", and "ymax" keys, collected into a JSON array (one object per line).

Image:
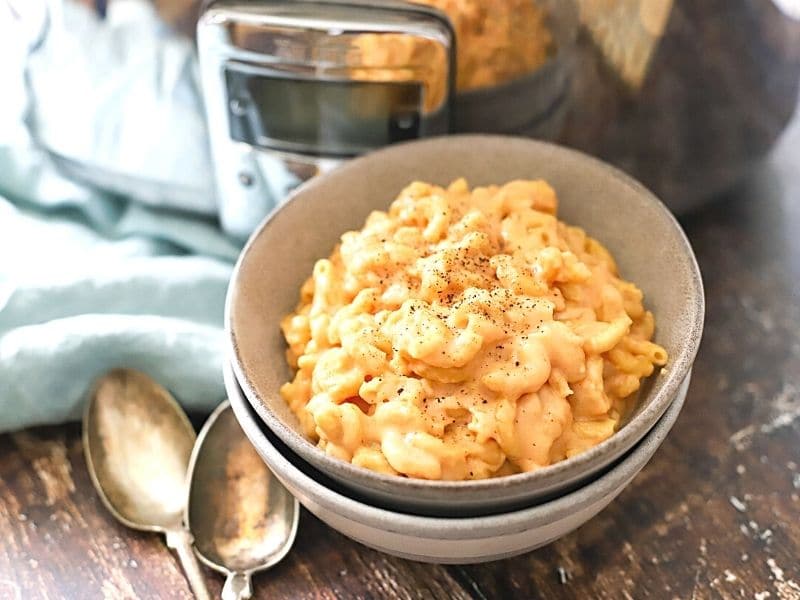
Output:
[
  {"xmin": 225, "ymin": 361, "xmax": 688, "ymax": 563},
  {"xmin": 226, "ymin": 135, "xmax": 704, "ymax": 517}
]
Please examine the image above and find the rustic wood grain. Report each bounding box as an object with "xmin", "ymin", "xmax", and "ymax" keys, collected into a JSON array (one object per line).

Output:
[{"xmin": 2, "ymin": 75, "xmax": 800, "ymax": 600}]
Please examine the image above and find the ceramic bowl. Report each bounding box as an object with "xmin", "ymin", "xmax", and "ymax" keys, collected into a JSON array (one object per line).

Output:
[
  {"xmin": 226, "ymin": 135, "xmax": 704, "ymax": 516},
  {"xmin": 225, "ymin": 361, "xmax": 688, "ymax": 563}
]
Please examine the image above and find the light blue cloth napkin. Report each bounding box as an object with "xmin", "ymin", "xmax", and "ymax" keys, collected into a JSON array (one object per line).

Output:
[{"xmin": 0, "ymin": 0, "xmax": 244, "ymax": 431}]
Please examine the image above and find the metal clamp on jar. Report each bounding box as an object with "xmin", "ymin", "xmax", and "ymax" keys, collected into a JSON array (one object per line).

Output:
[{"xmin": 198, "ymin": 0, "xmax": 456, "ymax": 238}]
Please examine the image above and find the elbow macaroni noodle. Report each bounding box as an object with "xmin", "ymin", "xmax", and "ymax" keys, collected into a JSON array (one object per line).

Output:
[{"xmin": 280, "ymin": 179, "xmax": 668, "ymax": 480}]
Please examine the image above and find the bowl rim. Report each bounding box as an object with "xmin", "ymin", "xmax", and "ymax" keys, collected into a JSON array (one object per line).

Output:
[
  {"xmin": 225, "ymin": 134, "xmax": 705, "ymax": 496},
  {"xmin": 226, "ymin": 360, "xmax": 689, "ymax": 535}
]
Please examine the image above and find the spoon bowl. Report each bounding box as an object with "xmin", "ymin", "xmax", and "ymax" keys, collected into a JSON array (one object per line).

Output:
[
  {"xmin": 187, "ymin": 401, "xmax": 299, "ymax": 600},
  {"xmin": 83, "ymin": 368, "xmax": 210, "ymax": 600}
]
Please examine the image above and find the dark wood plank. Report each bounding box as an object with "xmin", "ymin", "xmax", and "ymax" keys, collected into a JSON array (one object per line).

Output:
[{"xmin": 0, "ymin": 426, "xmax": 474, "ymax": 600}]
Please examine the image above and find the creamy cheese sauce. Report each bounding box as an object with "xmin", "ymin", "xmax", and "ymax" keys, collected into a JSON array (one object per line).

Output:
[{"xmin": 281, "ymin": 179, "xmax": 667, "ymax": 480}]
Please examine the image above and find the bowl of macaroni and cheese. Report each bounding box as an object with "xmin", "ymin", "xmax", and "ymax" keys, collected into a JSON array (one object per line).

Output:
[
  {"xmin": 226, "ymin": 136, "xmax": 704, "ymax": 517},
  {"xmin": 225, "ymin": 358, "xmax": 688, "ymax": 563}
]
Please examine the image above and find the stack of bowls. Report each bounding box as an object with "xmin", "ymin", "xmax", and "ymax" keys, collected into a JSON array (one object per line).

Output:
[{"xmin": 223, "ymin": 137, "xmax": 705, "ymax": 564}]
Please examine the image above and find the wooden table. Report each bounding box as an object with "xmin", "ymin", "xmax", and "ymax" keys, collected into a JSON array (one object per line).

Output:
[{"xmin": 2, "ymin": 119, "xmax": 800, "ymax": 600}]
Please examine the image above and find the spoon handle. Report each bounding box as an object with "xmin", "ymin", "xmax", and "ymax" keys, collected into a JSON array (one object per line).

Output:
[
  {"xmin": 222, "ymin": 572, "xmax": 252, "ymax": 600},
  {"xmin": 166, "ymin": 529, "xmax": 211, "ymax": 600}
]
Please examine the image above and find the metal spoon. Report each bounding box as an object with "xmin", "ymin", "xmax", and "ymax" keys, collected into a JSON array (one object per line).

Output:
[
  {"xmin": 186, "ymin": 401, "xmax": 299, "ymax": 600},
  {"xmin": 83, "ymin": 368, "xmax": 210, "ymax": 600}
]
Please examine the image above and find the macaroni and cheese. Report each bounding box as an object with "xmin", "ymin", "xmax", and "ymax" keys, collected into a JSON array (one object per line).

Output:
[
  {"xmin": 348, "ymin": 0, "xmax": 553, "ymax": 111},
  {"xmin": 281, "ymin": 179, "xmax": 667, "ymax": 480},
  {"xmin": 412, "ymin": 0, "xmax": 552, "ymax": 90}
]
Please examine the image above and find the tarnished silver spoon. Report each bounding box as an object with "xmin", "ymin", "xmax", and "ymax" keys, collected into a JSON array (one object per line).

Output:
[
  {"xmin": 83, "ymin": 368, "xmax": 210, "ymax": 600},
  {"xmin": 186, "ymin": 401, "xmax": 298, "ymax": 600}
]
